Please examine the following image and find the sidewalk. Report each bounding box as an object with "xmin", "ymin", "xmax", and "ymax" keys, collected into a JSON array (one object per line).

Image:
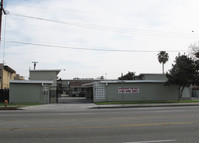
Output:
[
  {"xmin": 88, "ymin": 102, "xmax": 199, "ymax": 109},
  {"xmin": 21, "ymin": 103, "xmax": 96, "ymax": 112},
  {"xmin": 19, "ymin": 102, "xmax": 199, "ymax": 111}
]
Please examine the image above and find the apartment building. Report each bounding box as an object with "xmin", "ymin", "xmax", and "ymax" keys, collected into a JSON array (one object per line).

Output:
[{"xmin": 0, "ymin": 63, "xmax": 24, "ymax": 89}]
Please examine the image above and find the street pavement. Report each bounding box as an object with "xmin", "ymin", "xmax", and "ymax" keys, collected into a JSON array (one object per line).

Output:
[{"xmin": 1, "ymin": 104, "xmax": 199, "ymax": 143}]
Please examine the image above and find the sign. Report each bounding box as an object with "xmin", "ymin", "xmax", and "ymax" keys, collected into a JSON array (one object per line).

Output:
[
  {"xmin": 118, "ymin": 87, "xmax": 139, "ymax": 94},
  {"xmin": 43, "ymin": 86, "xmax": 49, "ymax": 94}
]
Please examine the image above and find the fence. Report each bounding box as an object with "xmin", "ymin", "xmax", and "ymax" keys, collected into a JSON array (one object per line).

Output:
[{"xmin": 0, "ymin": 89, "xmax": 9, "ymax": 103}]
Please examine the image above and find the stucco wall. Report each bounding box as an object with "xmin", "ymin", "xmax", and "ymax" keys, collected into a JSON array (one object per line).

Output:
[
  {"xmin": 141, "ymin": 74, "xmax": 167, "ymax": 80},
  {"xmin": 29, "ymin": 71, "xmax": 57, "ymax": 86},
  {"xmin": 9, "ymin": 83, "xmax": 49, "ymax": 103},
  {"xmin": 1, "ymin": 69, "xmax": 16, "ymax": 89},
  {"xmin": 94, "ymin": 82, "xmax": 179, "ymax": 102}
]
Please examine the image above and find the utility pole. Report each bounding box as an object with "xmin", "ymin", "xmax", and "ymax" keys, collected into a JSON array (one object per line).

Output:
[
  {"xmin": 0, "ymin": 0, "xmax": 4, "ymax": 89},
  {"xmin": 32, "ymin": 61, "xmax": 38, "ymax": 70},
  {"xmin": 0, "ymin": 0, "xmax": 4, "ymax": 42},
  {"xmin": 121, "ymin": 72, "xmax": 124, "ymax": 107}
]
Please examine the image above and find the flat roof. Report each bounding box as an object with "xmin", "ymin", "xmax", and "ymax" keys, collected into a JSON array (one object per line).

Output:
[
  {"xmin": 100, "ymin": 80, "xmax": 167, "ymax": 84},
  {"xmin": 83, "ymin": 80, "xmax": 167, "ymax": 87},
  {"xmin": 139, "ymin": 73, "xmax": 166, "ymax": 76},
  {"xmin": 10, "ymin": 80, "xmax": 53, "ymax": 84}
]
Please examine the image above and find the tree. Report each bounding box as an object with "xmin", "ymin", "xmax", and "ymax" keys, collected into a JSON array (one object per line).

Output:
[
  {"xmin": 157, "ymin": 51, "xmax": 169, "ymax": 73},
  {"xmin": 118, "ymin": 71, "xmax": 135, "ymax": 80},
  {"xmin": 165, "ymin": 54, "xmax": 199, "ymax": 100},
  {"xmin": 188, "ymin": 42, "xmax": 199, "ymax": 60}
]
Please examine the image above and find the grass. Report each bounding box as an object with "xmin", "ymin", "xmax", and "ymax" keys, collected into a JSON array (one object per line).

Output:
[
  {"xmin": 0, "ymin": 103, "xmax": 43, "ymax": 108},
  {"xmin": 95, "ymin": 100, "xmax": 199, "ymax": 105}
]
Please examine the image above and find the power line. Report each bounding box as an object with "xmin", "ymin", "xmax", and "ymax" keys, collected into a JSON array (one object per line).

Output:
[
  {"xmin": 1, "ymin": 39, "xmax": 187, "ymax": 53},
  {"xmin": 6, "ymin": 12, "xmax": 199, "ymax": 39}
]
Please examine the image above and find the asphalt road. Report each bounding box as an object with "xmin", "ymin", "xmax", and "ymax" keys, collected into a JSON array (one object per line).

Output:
[{"xmin": 0, "ymin": 106, "xmax": 199, "ymax": 143}]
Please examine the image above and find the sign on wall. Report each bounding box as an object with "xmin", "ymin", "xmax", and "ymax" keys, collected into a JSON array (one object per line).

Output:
[{"xmin": 118, "ymin": 87, "xmax": 139, "ymax": 94}]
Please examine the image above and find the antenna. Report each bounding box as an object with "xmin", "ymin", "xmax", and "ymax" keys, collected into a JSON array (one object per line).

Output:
[{"xmin": 32, "ymin": 61, "xmax": 38, "ymax": 70}]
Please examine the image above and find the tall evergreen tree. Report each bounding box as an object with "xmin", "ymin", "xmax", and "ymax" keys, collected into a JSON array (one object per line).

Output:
[{"xmin": 166, "ymin": 54, "xmax": 199, "ymax": 100}]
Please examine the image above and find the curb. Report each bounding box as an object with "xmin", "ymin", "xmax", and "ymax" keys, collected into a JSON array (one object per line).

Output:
[{"xmin": 0, "ymin": 107, "xmax": 20, "ymax": 110}]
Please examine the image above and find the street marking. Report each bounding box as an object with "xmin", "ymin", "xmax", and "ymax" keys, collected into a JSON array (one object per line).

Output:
[
  {"xmin": 0, "ymin": 121, "xmax": 195, "ymax": 131},
  {"xmin": 123, "ymin": 139, "xmax": 176, "ymax": 143}
]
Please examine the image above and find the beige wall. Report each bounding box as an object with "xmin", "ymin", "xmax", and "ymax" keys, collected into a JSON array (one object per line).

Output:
[
  {"xmin": 1, "ymin": 69, "xmax": 16, "ymax": 89},
  {"xmin": 0, "ymin": 64, "xmax": 24, "ymax": 89}
]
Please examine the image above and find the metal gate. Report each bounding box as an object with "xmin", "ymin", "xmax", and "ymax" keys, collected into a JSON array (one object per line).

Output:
[{"xmin": 0, "ymin": 89, "xmax": 9, "ymax": 103}]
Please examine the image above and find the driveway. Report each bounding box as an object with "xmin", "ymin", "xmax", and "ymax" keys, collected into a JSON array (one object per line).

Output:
[{"xmin": 22, "ymin": 103, "xmax": 96, "ymax": 112}]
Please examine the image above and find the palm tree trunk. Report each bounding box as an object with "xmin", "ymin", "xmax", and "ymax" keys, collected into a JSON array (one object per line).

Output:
[{"xmin": 162, "ymin": 63, "xmax": 164, "ymax": 74}]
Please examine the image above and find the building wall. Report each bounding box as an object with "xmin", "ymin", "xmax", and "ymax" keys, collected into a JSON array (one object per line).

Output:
[
  {"xmin": 29, "ymin": 70, "xmax": 60, "ymax": 103},
  {"xmin": 0, "ymin": 64, "xmax": 24, "ymax": 89},
  {"xmin": 140, "ymin": 74, "xmax": 167, "ymax": 80},
  {"xmin": 93, "ymin": 82, "xmax": 106, "ymax": 102},
  {"xmin": 94, "ymin": 82, "xmax": 179, "ymax": 102},
  {"xmin": 29, "ymin": 71, "xmax": 57, "ymax": 86},
  {"xmin": 182, "ymin": 87, "xmax": 192, "ymax": 99},
  {"xmin": 15, "ymin": 74, "xmax": 25, "ymax": 80},
  {"xmin": 9, "ymin": 83, "xmax": 50, "ymax": 104},
  {"xmin": 0, "ymin": 64, "xmax": 3, "ymax": 88},
  {"xmin": 1, "ymin": 69, "xmax": 16, "ymax": 89}
]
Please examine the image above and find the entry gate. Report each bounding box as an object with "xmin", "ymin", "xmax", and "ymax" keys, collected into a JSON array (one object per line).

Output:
[{"xmin": 0, "ymin": 89, "xmax": 9, "ymax": 103}]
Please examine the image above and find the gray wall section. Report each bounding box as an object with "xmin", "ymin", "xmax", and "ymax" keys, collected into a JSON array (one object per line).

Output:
[
  {"xmin": 29, "ymin": 71, "xmax": 57, "ymax": 86},
  {"xmin": 10, "ymin": 83, "xmax": 49, "ymax": 103},
  {"xmin": 99, "ymin": 83, "xmax": 178, "ymax": 102},
  {"xmin": 141, "ymin": 74, "xmax": 167, "ymax": 80}
]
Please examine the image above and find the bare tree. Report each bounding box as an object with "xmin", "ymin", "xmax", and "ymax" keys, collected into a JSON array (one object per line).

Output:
[{"xmin": 188, "ymin": 42, "xmax": 199, "ymax": 60}]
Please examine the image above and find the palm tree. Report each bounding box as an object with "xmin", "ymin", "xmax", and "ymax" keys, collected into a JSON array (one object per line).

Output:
[{"xmin": 157, "ymin": 51, "xmax": 169, "ymax": 73}]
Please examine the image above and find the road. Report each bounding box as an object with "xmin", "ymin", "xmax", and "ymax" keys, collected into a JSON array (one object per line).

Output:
[{"xmin": 0, "ymin": 106, "xmax": 199, "ymax": 143}]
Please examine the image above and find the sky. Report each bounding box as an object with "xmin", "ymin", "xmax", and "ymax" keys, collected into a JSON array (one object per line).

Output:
[{"xmin": 1, "ymin": 0, "xmax": 199, "ymax": 79}]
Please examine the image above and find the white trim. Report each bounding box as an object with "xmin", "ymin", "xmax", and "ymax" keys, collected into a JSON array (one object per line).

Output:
[
  {"xmin": 100, "ymin": 80, "xmax": 167, "ymax": 84},
  {"xmin": 10, "ymin": 80, "xmax": 53, "ymax": 84}
]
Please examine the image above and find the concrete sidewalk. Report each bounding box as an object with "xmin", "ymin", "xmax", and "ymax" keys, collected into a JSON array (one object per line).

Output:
[
  {"xmin": 88, "ymin": 102, "xmax": 199, "ymax": 109},
  {"xmin": 21, "ymin": 103, "xmax": 96, "ymax": 112},
  {"xmin": 19, "ymin": 102, "xmax": 199, "ymax": 111}
]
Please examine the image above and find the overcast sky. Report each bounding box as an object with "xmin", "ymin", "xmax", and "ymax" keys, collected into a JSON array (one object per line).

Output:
[{"xmin": 1, "ymin": 0, "xmax": 199, "ymax": 79}]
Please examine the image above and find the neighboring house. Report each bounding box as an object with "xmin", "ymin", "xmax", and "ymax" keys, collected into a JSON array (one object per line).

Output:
[
  {"xmin": 9, "ymin": 80, "xmax": 53, "ymax": 104},
  {"xmin": 0, "ymin": 63, "xmax": 24, "ymax": 89},
  {"xmin": 29, "ymin": 69, "xmax": 61, "ymax": 103},
  {"xmin": 15, "ymin": 74, "xmax": 25, "ymax": 80}
]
